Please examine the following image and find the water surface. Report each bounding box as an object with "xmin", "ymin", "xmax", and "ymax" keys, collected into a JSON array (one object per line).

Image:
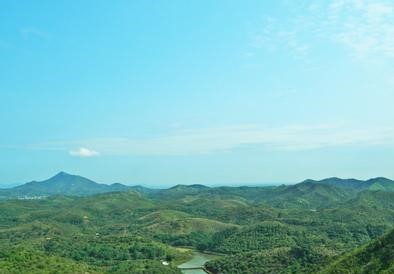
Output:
[{"xmin": 178, "ymin": 252, "xmax": 217, "ymax": 274}]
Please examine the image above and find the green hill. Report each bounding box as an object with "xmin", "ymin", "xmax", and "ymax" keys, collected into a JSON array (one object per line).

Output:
[
  {"xmin": 149, "ymin": 181, "xmax": 357, "ymax": 210},
  {"xmin": 266, "ymin": 181, "xmax": 356, "ymax": 209},
  {"xmin": 0, "ymin": 172, "xmax": 131, "ymax": 199},
  {"xmin": 305, "ymin": 177, "xmax": 394, "ymax": 192},
  {"xmin": 2, "ymin": 174, "xmax": 394, "ymax": 273},
  {"xmin": 319, "ymin": 228, "xmax": 394, "ymax": 274},
  {"xmin": 3, "ymin": 173, "xmax": 393, "ymax": 209},
  {"xmin": 0, "ymin": 247, "xmax": 101, "ymax": 274},
  {"xmin": 343, "ymin": 190, "xmax": 394, "ymax": 210}
]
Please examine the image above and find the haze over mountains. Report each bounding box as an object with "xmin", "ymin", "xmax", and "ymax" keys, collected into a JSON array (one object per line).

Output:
[{"xmin": 1, "ymin": 172, "xmax": 394, "ymax": 204}]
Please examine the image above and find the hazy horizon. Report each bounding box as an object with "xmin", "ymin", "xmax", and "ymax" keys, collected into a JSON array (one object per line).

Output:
[
  {"xmin": 1, "ymin": 170, "xmax": 393, "ymax": 189},
  {"xmin": 1, "ymin": 0, "xmax": 394, "ymax": 185},
  {"xmin": 0, "ymin": 170, "xmax": 290, "ymax": 188}
]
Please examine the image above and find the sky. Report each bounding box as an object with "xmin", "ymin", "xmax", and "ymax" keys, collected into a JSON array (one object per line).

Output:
[{"xmin": 1, "ymin": 0, "xmax": 394, "ymax": 186}]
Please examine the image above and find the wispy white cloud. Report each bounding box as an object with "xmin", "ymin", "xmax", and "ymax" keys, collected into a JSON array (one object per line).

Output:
[
  {"xmin": 329, "ymin": 0, "xmax": 394, "ymax": 58},
  {"xmin": 69, "ymin": 147, "xmax": 100, "ymax": 158},
  {"xmin": 251, "ymin": 0, "xmax": 394, "ymax": 60},
  {"xmin": 250, "ymin": 17, "xmax": 310, "ymax": 60},
  {"xmin": 26, "ymin": 124, "xmax": 394, "ymax": 156}
]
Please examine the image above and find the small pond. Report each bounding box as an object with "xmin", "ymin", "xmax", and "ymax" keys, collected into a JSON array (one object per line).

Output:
[{"xmin": 178, "ymin": 251, "xmax": 218, "ymax": 274}]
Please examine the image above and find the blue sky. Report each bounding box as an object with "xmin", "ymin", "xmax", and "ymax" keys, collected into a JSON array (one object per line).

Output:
[{"xmin": 1, "ymin": 0, "xmax": 394, "ymax": 186}]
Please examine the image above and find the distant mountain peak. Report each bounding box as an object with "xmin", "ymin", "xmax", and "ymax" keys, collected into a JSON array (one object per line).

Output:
[
  {"xmin": 45, "ymin": 172, "xmax": 89, "ymax": 184},
  {"xmin": 1, "ymin": 172, "xmax": 131, "ymax": 198},
  {"xmin": 52, "ymin": 171, "xmax": 73, "ymax": 178}
]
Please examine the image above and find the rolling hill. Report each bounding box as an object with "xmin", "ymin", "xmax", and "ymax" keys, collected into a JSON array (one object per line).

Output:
[
  {"xmin": 2, "ymin": 175, "xmax": 394, "ymax": 274},
  {"xmin": 2, "ymin": 173, "xmax": 393, "ymax": 205},
  {"xmin": 265, "ymin": 181, "xmax": 356, "ymax": 209},
  {"xmin": 305, "ymin": 177, "xmax": 394, "ymax": 191}
]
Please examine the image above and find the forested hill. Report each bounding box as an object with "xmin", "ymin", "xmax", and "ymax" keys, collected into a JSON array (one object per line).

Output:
[
  {"xmin": 1, "ymin": 173, "xmax": 394, "ymax": 205},
  {"xmin": 319, "ymin": 228, "xmax": 394, "ymax": 274},
  {"xmin": 303, "ymin": 177, "xmax": 394, "ymax": 191},
  {"xmin": 1, "ymin": 174, "xmax": 394, "ymax": 273}
]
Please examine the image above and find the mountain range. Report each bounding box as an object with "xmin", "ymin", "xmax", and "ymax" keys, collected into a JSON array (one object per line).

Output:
[
  {"xmin": 303, "ymin": 177, "xmax": 394, "ymax": 191},
  {"xmin": 1, "ymin": 172, "xmax": 394, "ymax": 206},
  {"xmin": 2, "ymin": 172, "xmax": 394, "ymax": 273}
]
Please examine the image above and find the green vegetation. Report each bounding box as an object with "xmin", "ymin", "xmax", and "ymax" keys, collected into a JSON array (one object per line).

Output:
[
  {"xmin": 0, "ymin": 247, "xmax": 100, "ymax": 274},
  {"xmin": 319, "ymin": 229, "xmax": 394, "ymax": 274},
  {"xmin": 1, "ymin": 173, "xmax": 394, "ymax": 273},
  {"xmin": 206, "ymin": 246, "xmax": 331, "ymax": 274},
  {"xmin": 304, "ymin": 177, "xmax": 394, "ymax": 192}
]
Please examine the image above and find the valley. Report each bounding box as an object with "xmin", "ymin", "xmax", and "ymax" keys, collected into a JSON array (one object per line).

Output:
[{"xmin": 1, "ymin": 172, "xmax": 394, "ymax": 273}]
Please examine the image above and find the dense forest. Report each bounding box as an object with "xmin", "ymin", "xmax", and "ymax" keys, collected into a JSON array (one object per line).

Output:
[
  {"xmin": 1, "ymin": 173, "xmax": 394, "ymax": 273},
  {"xmin": 318, "ymin": 228, "xmax": 394, "ymax": 274}
]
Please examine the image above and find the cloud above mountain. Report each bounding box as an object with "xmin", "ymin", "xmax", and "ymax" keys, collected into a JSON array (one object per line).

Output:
[{"xmin": 69, "ymin": 147, "xmax": 100, "ymax": 158}]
